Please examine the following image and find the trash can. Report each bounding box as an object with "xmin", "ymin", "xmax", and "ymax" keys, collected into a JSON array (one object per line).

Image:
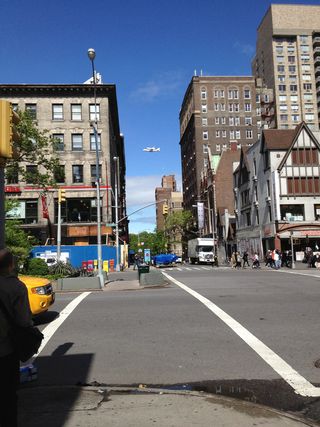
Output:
[{"xmin": 138, "ymin": 264, "xmax": 150, "ymax": 276}]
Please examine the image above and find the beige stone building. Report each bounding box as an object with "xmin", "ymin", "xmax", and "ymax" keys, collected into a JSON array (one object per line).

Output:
[
  {"xmin": 252, "ymin": 4, "xmax": 320, "ymax": 131},
  {"xmin": 0, "ymin": 84, "xmax": 127, "ymax": 245}
]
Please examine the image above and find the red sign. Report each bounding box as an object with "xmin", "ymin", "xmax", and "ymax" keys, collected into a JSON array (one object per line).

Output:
[
  {"xmin": 5, "ymin": 186, "xmax": 21, "ymax": 193},
  {"xmin": 41, "ymin": 195, "xmax": 49, "ymax": 219}
]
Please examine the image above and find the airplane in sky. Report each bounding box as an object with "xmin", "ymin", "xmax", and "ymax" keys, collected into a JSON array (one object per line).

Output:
[{"xmin": 143, "ymin": 147, "xmax": 160, "ymax": 152}]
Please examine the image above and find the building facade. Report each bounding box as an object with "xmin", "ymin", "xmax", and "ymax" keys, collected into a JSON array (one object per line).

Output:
[
  {"xmin": 234, "ymin": 122, "xmax": 320, "ymax": 260},
  {"xmin": 179, "ymin": 76, "xmax": 261, "ymax": 213},
  {"xmin": 252, "ymin": 4, "xmax": 320, "ymax": 131},
  {"xmin": 1, "ymin": 84, "xmax": 128, "ymax": 245}
]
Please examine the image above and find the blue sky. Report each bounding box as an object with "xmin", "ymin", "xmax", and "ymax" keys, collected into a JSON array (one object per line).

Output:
[{"xmin": 1, "ymin": 0, "xmax": 319, "ymax": 233}]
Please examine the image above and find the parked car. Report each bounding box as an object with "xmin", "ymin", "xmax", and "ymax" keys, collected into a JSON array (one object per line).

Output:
[
  {"xmin": 175, "ymin": 257, "xmax": 182, "ymax": 264},
  {"xmin": 19, "ymin": 275, "xmax": 55, "ymax": 316}
]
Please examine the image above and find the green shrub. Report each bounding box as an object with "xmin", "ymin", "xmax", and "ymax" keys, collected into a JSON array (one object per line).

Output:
[
  {"xmin": 48, "ymin": 261, "xmax": 77, "ymax": 278},
  {"xmin": 26, "ymin": 258, "xmax": 49, "ymax": 276}
]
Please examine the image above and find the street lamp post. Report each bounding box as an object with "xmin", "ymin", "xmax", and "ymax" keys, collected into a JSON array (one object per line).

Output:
[
  {"xmin": 87, "ymin": 48, "xmax": 104, "ymax": 288},
  {"xmin": 113, "ymin": 156, "xmax": 120, "ymax": 271}
]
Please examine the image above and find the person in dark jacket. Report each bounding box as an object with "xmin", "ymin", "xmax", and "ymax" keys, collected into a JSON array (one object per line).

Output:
[
  {"xmin": 0, "ymin": 249, "xmax": 33, "ymax": 427},
  {"xmin": 242, "ymin": 251, "xmax": 250, "ymax": 268}
]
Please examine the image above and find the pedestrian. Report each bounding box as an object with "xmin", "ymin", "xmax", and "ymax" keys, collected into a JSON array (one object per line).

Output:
[
  {"xmin": 252, "ymin": 253, "xmax": 260, "ymax": 268},
  {"xmin": 315, "ymin": 253, "xmax": 320, "ymax": 269},
  {"xmin": 231, "ymin": 252, "xmax": 236, "ymax": 268},
  {"xmin": 0, "ymin": 248, "xmax": 33, "ymax": 427},
  {"xmin": 133, "ymin": 254, "xmax": 140, "ymax": 270},
  {"xmin": 274, "ymin": 249, "xmax": 281, "ymax": 270},
  {"xmin": 242, "ymin": 251, "xmax": 250, "ymax": 268},
  {"xmin": 265, "ymin": 250, "xmax": 273, "ymax": 268},
  {"xmin": 236, "ymin": 252, "xmax": 242, "ymax": 269}
]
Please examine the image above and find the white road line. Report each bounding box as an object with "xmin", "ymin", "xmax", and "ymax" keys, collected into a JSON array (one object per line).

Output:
[
  {"xmin": 192, "ymin": 267, "xmax": 201, "ymax": 270},
  {"xmin": 202, "ymin": 267, "xmax": 211, "ymax": 270},
  {"xmin": 185, "ymin": 267, "xmax": 192, "ymax": 271},
  {"xmin": 162, "ymin": 272, "xmax": 320, "ymax": 397},
  {"xmin": 176, "ymin": 268, "xmax": 183, "ymax": 271},
  {"xmin": 32, "ymin": 292, "xmax": 91, "ymax": 361}
]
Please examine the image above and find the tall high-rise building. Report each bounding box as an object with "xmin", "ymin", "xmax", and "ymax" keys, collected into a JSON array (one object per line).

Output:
[
  {"xmin": 179, "ymin": 76, "xmax": 260, "ymax": 211},
  {"xmin": 252, "ymin": 4, "xmax": 320, "ymax": 131}
]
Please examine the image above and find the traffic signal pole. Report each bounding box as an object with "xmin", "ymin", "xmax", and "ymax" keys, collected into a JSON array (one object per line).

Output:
[{"xmin": 57, "ymin": 192, "xmax": 62, "ymax": 261}]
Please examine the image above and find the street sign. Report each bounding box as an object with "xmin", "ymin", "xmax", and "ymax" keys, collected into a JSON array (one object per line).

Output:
[{"xmin": 106, "ymin": 223, "xmax": 116, "ymax": 227}]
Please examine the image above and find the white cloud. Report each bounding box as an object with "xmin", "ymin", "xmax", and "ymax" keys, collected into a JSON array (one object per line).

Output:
[
  {"xmin": 130, "ymin": 71, "xmax": 185, "ymax": 103},
  {"xmin": 233, "ymin": 41, "xmax": 255, "ymax": 56}
]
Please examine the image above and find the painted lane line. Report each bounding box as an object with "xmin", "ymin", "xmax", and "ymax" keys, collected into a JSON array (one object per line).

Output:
[
  {"xmin": 162, "ymin": 272, "xmax": 320, "ymax": 397},
  {"xmin": 275, "ymin": 270, "xmax": 320, "ymax": 280},
  {"xmin": 32, "ymin": 292, "xmax": 91, "ymax": 361},
  {"xmin": 193, "ymin": 267, "xmax": 201, "ymax": 270},
  {"xmin": 176, "ymin": 268, "xmax": 182, "ymax": 271},
  {"xmin": 185, "ymin": 267, "xmax": 192, "ymax": 271}
]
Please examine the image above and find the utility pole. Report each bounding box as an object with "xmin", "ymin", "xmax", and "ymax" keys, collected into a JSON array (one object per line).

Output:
[
  {"xmin": 113, "ymin": 156, "xmax": 120, "ymax": 271},
  {"xmin": 57, "ymin": 189, "xmax": 65, "ymax": 261}
]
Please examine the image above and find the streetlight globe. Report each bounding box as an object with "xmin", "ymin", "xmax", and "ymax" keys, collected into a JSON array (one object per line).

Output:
[{"xmin": 87, "ymin": 48, "xmax": 96, "ymax": 61}]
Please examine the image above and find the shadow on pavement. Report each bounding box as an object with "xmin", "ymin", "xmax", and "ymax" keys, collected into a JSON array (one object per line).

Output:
[
  {"xmin": 18, "ymin": 343, "xmax": 95, "ymax": 427},
  {"xmin": 33, "ymin": 310, "xmax": 60, "ymax": 326}
]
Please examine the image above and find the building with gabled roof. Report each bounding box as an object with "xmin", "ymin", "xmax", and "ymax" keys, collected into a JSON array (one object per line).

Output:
[{"xmin": 234, "ymin": 122, "xmax": 320, "ymax": 259}]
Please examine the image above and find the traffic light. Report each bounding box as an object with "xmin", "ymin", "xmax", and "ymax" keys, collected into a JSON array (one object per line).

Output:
[
  {"xmin": 162, "ymin": 204, "xmax": 169, "ymax": 215},
  {"xmin": 0, "ymin": 100, "xmax": 20, "ymax": 159},
  {"xmin": 58, "ymin": 189, "xmax": 66, "ymax": 203}
]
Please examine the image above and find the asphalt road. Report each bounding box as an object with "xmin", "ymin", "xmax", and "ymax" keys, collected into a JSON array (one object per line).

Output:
[{"xmin": 30, "ymin": 266, "xmax": 320, "ymax": 420}]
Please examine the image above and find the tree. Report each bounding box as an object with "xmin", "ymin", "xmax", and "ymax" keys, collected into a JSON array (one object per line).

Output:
[
  {"xmin": 164, "ymin": 210, "xmax": 194, "ymax": 237},
  {"xmin": 5, "ymin": 110, "xmax": 60, "ymax": 187},
  {"xmin": 5, "ymin": 200, "xmax": 35, "ymax": 268},
  {"xmin": 129, "ymin": 230, "xmax": 167, "ymax": 255}
]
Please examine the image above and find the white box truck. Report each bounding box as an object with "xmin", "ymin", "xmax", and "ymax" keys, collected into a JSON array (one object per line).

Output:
[{"xmin": 188, "ymin": 238, "xmax": 214, "ymax": 264}]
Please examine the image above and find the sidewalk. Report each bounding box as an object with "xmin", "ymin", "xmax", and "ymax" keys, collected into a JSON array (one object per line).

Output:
[{"xmin": 18, "ymin": 385, "xmax": 317, "ymax": 427}]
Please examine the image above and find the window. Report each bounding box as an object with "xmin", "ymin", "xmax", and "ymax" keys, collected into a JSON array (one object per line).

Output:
[
  {"xmin": 302, "ymin": 75, "xmax": 311, "ymax": 81},
  {"xmin": 11, "ymin": 103, "xmax": 18, "ymax": 111},
  {"xmin": 214, "ymin": 103, "xmax": 219, "ymax": 111},
  {"xmin": 220, "ymin": 90, "xmax": 225, "ymax": 98},
  {"xmin": 72, "ymin": 165, "xmax": 83, "ymax": 183},
  {"xmin": 289, "ymin": 75, "xmax": 297, "ymax": 83},
  {"xmin": 314, "ymin": 205, "xmax": 320, "ymax": 221},
  {"xmin": 246, "ymin": 129, "xmax": 253, "ymax": 139},
  {"xmin": 214, "ymin": 90, "xmax": 219, "ymax": 98},
  {"xmin": 304, "ymin": 103, "xmax": 313, "ymax": 110},
  {"xmin": 288, "ymin": 65, "xmax": 296, "ymax": 73},
  {"xmin": 291, "ymin": 148, "xmax": 318, "ymax": 165},
  {"xmin": 229, "ymin": 117, "xmax": 234, "ymax": 126},
  {"xmin": 303, "ymin": 83, "xmax": 312, "ymax": 90},
  {"xmin": 221, "ymin": 117, "xmax": 226, "ymax": 124},
  {"xmin": 245, "ymin": 117, "xmax": 252, "ymax": 125},
  {"xmin": 234, "ymin": 103, "xmax": 239, "ymax": 112},
  {"xmin": 290, "ymin": 95, "xmax": 297, "ymax": 102},
  {"xmin": 300, "ymin": 45, "xmax": 309, "ymax": 53},
  {"xmin": 52, "ymin": 104, "xmax": 64, "ymax": 120},
  {"xmin": 301, "ymin": 54, "xmax": 310, "ymax": 61},
  {"xmin": 228, "ymin": 90, "xmax": 233, "ymax": 99},
  {"xmin": 90, "ymin": 164, "xmax": 102, "ymax": 181},
  {"xmin": 277, "ymin": 65, "xmax": 285, "ymax": 72},
  {"xmin": 287, "ymin": 46, "xmax": 295, "ymax": 54},
  {"xmin": 276, "ymin": 46, "xmax": 283, "ymax": 54},
  {"xmin": 305, "ymin": 113, "xmax": 315, "ymax": 121},
  {"xmin": 291, "ymin": 114, "xmax": 299, "ymax": 122},
  {"xmin": 6, "ymin": 169, "xmax": 18, "ymax": 184},
  {"xmin": 287, "ymin": 179, "xmax": 319, "ymax": 196},
  {"xmin": 216, "ymin": 130, "xmax": 220, "ymax": 138},
  {"xmin": 280, "ymin": 204, "xmax": 305, "ymax": 221},
  {"xmin": 26, "ymin": 165, "xmax": 38, "ymax": 184},
  {"xmin": 90, "ymin": 133, "xmax": 101, "ymax": 150},
  {"xmin": 246, "ymin": 212, "xmax": 251, "ymax": 226},
  {"xmin": 201, "ymin": 104, "xmax": 207, "ymax": 113},
  {"xmin": 304, "ymin": 93, "xmax": 313, "ymax": 101},
  {"xmin": 244, "ymin": 103, "xmax": 251, "ymax": 112},
  {"xmin": 276, "ymin": 56, "xmax": 284, "ymax": 62},
  {"xmin": 216, "ymin": 144, "xmax": 221, "ymax": 152},
  {"xmin": 244, "ymin": 89, "xmax": 251, "ymax": 99},
  {"xmin": 280, "ymin": 114, "xmax": 288, "ymax": 121},
  {"xmin": 54, "ymin": 165, "xmax": 65, "ymax": 183},
  {"xmin": 202, "ymin": 131, "xmax": 208, "ymax": 140},
  {"xmin": 222, "ymin": 144, "xmax": 227, "ymax": 150},
  {"xmin": 235, "ymin": 130, "xmax": 241, "ymax": 139},
  {"xmin": 222, "ymin": 130, "xmax": 226, "ymax": 138},
  {"xmin": 202, "ymin": 118, "xmax": 208, "ymax": 126},
  {"xmin": 25, "ymin": 104, "xmax": 37, "ymax": 120},
  {"xmin": 301, "ymin": 64, "xmax": 310, "ymax": 72},
  {"xmin": 233, "ymin": 90, "xmax": 239, "ymax": 99},
  {"xmin": 300, "ymin": 35, "xmax": 308, "ymax": 43},
  {"xmin": 203, "ymin": 144, "xmax": 209, "ymax": 153},
  {"xmin": 279, "ymin": 95, "xmax": 287, "ymax": 102},
  {"xmin": 228, "ymin": 103, "xmax": 234, "ymax": 112},
  {"xmin": 25, "ymin": 200, "xmax": 38, "ymax": 224},
  {"xmin": 220, "ymin": 103, "xmax": 225, "ymax": 111},
  {"xmin": 278, "ymin": 85, "xmax": 286, "ymax": 92},
  {"xmin": 235, "ymin": 117, "xmax": 240, "ymax": 126},
  {"xmin": 229, "ymin": 130, "xmax": 235, "ymax": 139},
  {"xmin": 52, "ymin": 134, "xmax": 64, "ymax": 151},
  {"xmin": 279, "ymin": 105, "xmax": 287, "ymax": 112},
  {"xmin": 71, "ymin": 134, "xmax": 83, "ymax": 151},
  {"xmin": 288, "ymin": 56, "xmax": 295, "ymax": 63},
  {"xmin": 71, "ymin": 104, "xmax": 82, "ymax": 121},
  {"xmin": 278, "ymin": 75, "xmax": 285, "ymax": 82},
  {"xmin": 256, "ymin": 94, "xmax": 260, "ymax": 103},
  {"xmin": 215, "ymin": 117, "xmax": 219, "ymax": 124},
  {"xmin": 89, "ymin": 104, "xmax": 100, "ymax": 121},
  {"xmin": 201, "ymin": 89, "xmax": 207, "ymax": 100},
  {"xmin": 291, "ymin": 105, "xmax": 299, "ymax": 111},
  {"xmin": 290, "ymin": 85, "xmax": 297, "ymax": 92}
]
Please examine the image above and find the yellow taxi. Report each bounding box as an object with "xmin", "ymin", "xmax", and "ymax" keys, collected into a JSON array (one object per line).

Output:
[{"xmin": 19, "ymin": 275, "xmax": 55, "ymax": 316}]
